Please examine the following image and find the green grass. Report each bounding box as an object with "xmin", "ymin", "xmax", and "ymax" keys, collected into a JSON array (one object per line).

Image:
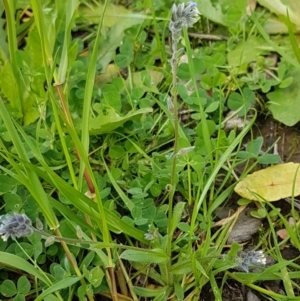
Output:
[{"xmin": 0, "ymin": 0, "xmax": 300, "ymax": 300}]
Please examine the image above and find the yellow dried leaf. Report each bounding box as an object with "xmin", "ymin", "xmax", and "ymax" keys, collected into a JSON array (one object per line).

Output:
[{"xmin": 234, "ymin": 163, "xmax": 300, "ymax": 202}]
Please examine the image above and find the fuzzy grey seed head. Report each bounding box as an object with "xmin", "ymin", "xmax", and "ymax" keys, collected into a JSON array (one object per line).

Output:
[
  {"xmin": 0, "ymin": 212, "xmax": 33, "ymax": 241},
  {"xmin": 169, "ymin": 2, "xmax": 200, "ymax": 34},
  {"xmin": 235, "ymin": 249, "xmax": 267, "ymax": 273}
]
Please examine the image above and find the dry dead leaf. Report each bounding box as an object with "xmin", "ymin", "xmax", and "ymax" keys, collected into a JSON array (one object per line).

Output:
[
  {"xmin": 257, "ymin": 0, "xmax": 300, "ymax": 28},
  {"xmin": 247, "ymin": 0, "xmax": 257, "ymax": 16},
  {"xmin": 234, "ymin": 163, "xmax": 300, "ymax": 202},
  {"xmin": 214, "ymin": 205, "xmax": 246, "ymax": 227}
]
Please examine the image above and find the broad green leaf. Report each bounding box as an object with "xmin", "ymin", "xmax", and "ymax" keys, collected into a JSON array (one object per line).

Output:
[
  {"xmin": 57, "ymin": 0, "xmax": 78, "ymax": 83},
  {"xmin": 248, "ymin": 137, "xmax": 263, "ymax": 155},
  {"xmin": 133, "ymin": 286, "xmax": 166, "ymax": 298},
  {"xmin": 89, "ymin": 107, "xmax": 152, "ymax": 135},
  {"xmin": 4, "ymin": 192, "xmax": 22, "ymax": 211},
  {"xmin": 227, "ymin": 36, "xmax": 270, "ymax": 70},
  {"xmin": 258, "ymin": 154, "xmax": 281, "ymax": 164},
  {"xmin": 171, "ymin": 258, "xmax": 192, "ymax": 275},
  {"xmin": 0, "ymin": 280, "xmax": 17, "ymax": 297},
  {"xmin": 279, "ymin": 76, "xmax": 293, "ymax": 89},
  {"xmin": 84, "ymin": 266, "xmax": 104, "ymax": 287},
  {"xmin": 102, "ymin": 84, "xmax": 121, "ymax": 111},
  {"xmin": 171, "ymin": 202, "xmax": 185, "ymax": 235},
  {"xmin": 131, "ymin": 69, "xmax": 164, "ymax": 94},
  {"xmin": 257, "ymin": 0, "xmax": 300, "ymax": 28},
  {"xmin": 200, "ymin": 74, "xmax": 213, "ymax": 90},
  {"xmin": 227, "ymin": 242, "xmax": 241, "ymax": 259},
  {"xmin": 235, "ymin": 163, "xmax": 300, "ymax": 202},
  {"xmin": 24, "ymin": 26, "xmax": 43, "ymax": 69},
  {"xmin": 285, "ymin": 11, "xmax": 300, "ymax": 65},
  {"xmin": 0, "ymin": 175, "xmax": 17, "ymax": 194},
  {"xmin": 174, "ymin": 282, "xmax": 184, "ymax": 301},
  {"xmin": 196, "ymin": 0, "xmax": 247, "ymax": 27},
  {"xmin": 205, "ymin": 101, "xmax": 219, "ymax": 113},
  {"xmin": 0, "ymin": 252, "xmax": 50, "ymax": 285},
  {"xmin": 195, "ymin": 120, "xmax": 216, "ymax": 138},
  {"xmin": 35, "ymin": 277, "xmax": 82, "ymax": 301},
  {"xmin": 120, "ymin": 248, "xmax": 168, "ymax": 263},
  {"xmin": 13, "ymin": 293, "xmax": 25, "ymax": 301},
  {"xmin": 15, "ymin": 243, "xmax": 34, "ymax": 259},
  {"xmin": 0, "ymin": 58, "xmax": 19, "ymax": 109},
  {"xmin": 80, "ymin": 3, "xmax": 145, "ymax": 71},
  {"xmin": 177, "ymin": 222, "xmax": 190, "ymax": 232},
  {"xmin": 267, "ymin": 69, "xmax": 300, "ymax": 126},
  {"xmin": 0, "ymin": 18, "xmax": 8, "ymax": 57},
  {"xmin": 209, "ymin": 274, "xmax": 222, "ymax": 300},
  {"xmin": 228, "ymin": 88, "xmax": 255, "ymax": 116},
  {"xmin": 52, "ymin": 265, "xmax": 67, "ymax": 281},
  {"xmin": 115, "ymin": 53, "xmax": 133, "ymax": 68},
  {"xmin": 178, "ymin": 63, "xmax": 192, "ymax": 80},
  {"xmin": 17, "ymin": 276, "xmax": 31, "ymax": 294}
]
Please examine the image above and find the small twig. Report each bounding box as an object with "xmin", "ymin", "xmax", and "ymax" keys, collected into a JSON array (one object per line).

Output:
[
  {"xmin": 150, "ymin": 29, "xmax": 229, "ymax": 41},
  {"xmin": 187, "ymin": 32, "xmax": 229, "ymax": 41}
]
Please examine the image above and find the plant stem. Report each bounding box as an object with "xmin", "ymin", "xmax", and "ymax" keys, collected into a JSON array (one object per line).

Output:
[
  {"xmin": 166, "ymin": 24, "xmax": 180, "ymax": 286},
  {"xmin": 54, "ymin": 228, "xmax": 95, "ymax": 301}
]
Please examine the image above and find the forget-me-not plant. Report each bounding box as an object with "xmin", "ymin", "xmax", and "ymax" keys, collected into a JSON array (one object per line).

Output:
[
  {"xmin": 0, "ymin": 212, "xmax": 33, "ymax": 241},
  {"xmin": 166, "ymin": 2, "xmax": 200, "ymax": 280},
  {"xmin": 234, "ymin": 249, "xmax": 267, "ymax": 273},
  {"xmin": 0, "ymin": 212, "xmax": 83, "ymax": 247},
  {"xmin": 169, "ymin": 2, "xmax": 200, "ymax": 95}
]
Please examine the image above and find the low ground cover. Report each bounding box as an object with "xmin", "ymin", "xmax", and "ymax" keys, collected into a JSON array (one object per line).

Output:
[{"xmin": 0, "ymin": 1, "xmax": 300, "ymax": 300}]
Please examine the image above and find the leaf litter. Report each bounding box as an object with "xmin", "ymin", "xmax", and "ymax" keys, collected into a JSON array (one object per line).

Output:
[{"xmin": 235, "ymin": 162, "xmax": 300, "ymax": 202}]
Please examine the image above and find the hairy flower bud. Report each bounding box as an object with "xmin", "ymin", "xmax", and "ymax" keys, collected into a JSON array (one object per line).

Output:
[
  {"xmin": 169, "ymin": 2, "xmax": 200, "ymax": 36},
  {"xmin": 0, "ymin": 212, "xmax": 33, "ymax": 241},
  {"xmin": 234, "ymin": 249, "xmax": 267, "ymax": 273}
]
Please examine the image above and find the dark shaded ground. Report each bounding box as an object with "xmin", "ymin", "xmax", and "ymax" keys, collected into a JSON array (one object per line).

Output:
[
  {"xmin": 257, "ymin": 117, "xmax": 300, "ymax": 162},
  {"xmin": 201, "ymin": 280, "xmax": 264, "ymax": 301}
]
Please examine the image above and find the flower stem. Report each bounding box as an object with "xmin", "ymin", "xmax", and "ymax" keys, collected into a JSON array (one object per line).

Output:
[{"xmin": 166, "ymin": 19, "xmax": 180, "ymax": 287}]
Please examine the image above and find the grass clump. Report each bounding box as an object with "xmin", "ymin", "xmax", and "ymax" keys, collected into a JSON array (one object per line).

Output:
[{"xmin": 0, "ymin": 1, "xmax": 300, "ymax": 300}]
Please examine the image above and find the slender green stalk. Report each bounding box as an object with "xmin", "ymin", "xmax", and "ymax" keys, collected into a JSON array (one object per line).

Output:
[
  {"xmin": 53, "ymin": 229, "xmax": 94, "ymax": 301},
  {"xmin": 166, "ymin": 2, "xmax": 200, "ymax": 287},
  {"xmin": 3, "ymin": 0, "xmax": 23, "ymax": 115},
  {"xmin": 150, "ymin": 0, "xmax": 166, "ymax": 64},
  {"xmin": 78, "ymin": 4, "xmax": 117, "ymax": 296},
  {"xmin": 166, "ymin": 22, "xmax": 180, "ymax": 285},
  {"xmin": 0, "ymin": 98, "xmax": 57, "ymax": 227},
  {"xmin": 79, "ymin": 0, "xmax": 109, "ymax": 190},
  {"xmin": 29, "ymin": 0, "xmax": 55, "ymax": 81},
  {"xmin": 183, "ymin": 29, "xmax": 213, "ymax": 166}
]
